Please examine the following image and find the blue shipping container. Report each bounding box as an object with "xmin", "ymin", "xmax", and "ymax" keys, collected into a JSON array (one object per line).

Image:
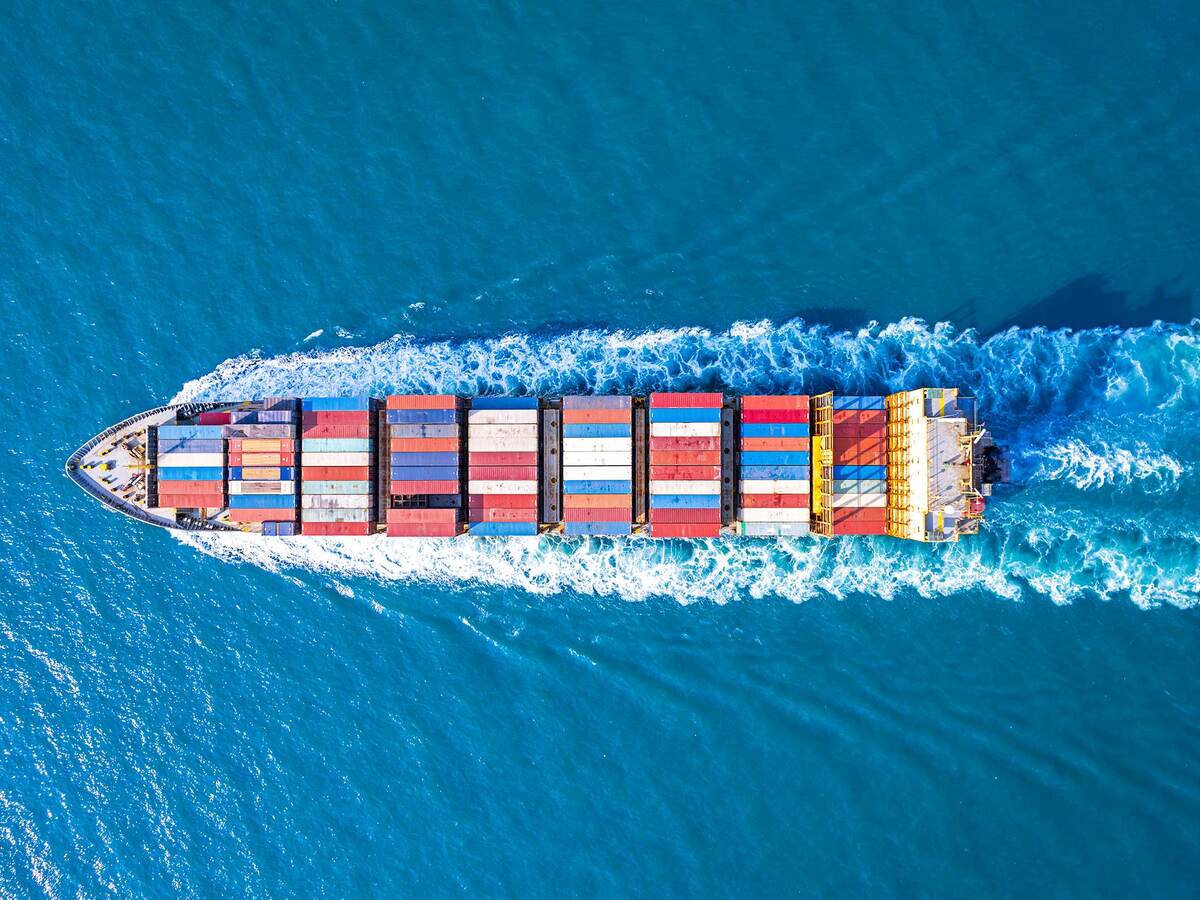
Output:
[
  {"xmin": 740, "ymin": 423, "xmax": 810, "ymax": 438},
  {"xmin": 391, "ymin": 466, "xmax": 459, "ymax": 480},
  {"xmin": 302, "ymin": 397, "xmax": 373, "ymax": 411},
  {"xmin": 832, "ymin": 465, "xmax": 887, "ymax": 481},
  {"xmin": 562, "ymin": 424, "xmax": 631, "ymax": 438},
  {"xmin": 740, "ymin": 465, "xmax": 810, "ymax": 481},
  {"xmin": 649, "ymin": 494, "xmax": 722, "ymax": 509},
  {"xmin": 648, "ymin": 408, "xmax": 722, "ymax": 423},
  {"xmin": 157, "ymin": 466, "xmax": 224, "ymax": 481},
  {"xmin": 386, "ymin": 409, "xmax": 458, "ymax": 425},
  {"xmin": 263, "ymin": 522, "xmax": 277, "ymax": 536},
  {"xmin": 389, "ymin": 452, "xmax": 459, "ymax": 467},
  {"xmin": 158, "ymin": 438, "xmax": 224, "ymax": 454},
  {"xmin": 158, "ymin": 425, "xmax": 224, "ymax": 439},
  {"xmin": 563, "ymin": 521, "xmax": 632, "ymax": 536},
  {"xmin": 468, "ymin": 521, "xmax": 539, "ymax": 536},
  {"xmin": 562, "ymin": 480, "xmax": 632, "ymax": 494},
  {"xmin": 469, "ymin": 397, "xmax": 540, "ymax": 410},
  {"xmin": 739, "ymin": 451, "xmax": 810, "ymax": 466},
  {"xmin": 276, "ymin": 521, "xmax": 297, "ymax": 536},
  {"xmin": 229, "ymin": 494, "xmax": 297, "ymax": 509}
]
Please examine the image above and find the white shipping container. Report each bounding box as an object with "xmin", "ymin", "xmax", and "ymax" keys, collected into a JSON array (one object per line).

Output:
[
  {"xmin": 561, "ymin": 450, "xmax": 631, "ymax": 466},
  {"xmin": 555, "ymin": 438, "xmax": 632, "ymax": 453},
  {"xmin": 301, "ymin": 494, "xmax": 373, "ymax": 509},
  {"xmin": 467, "ymin": 409, "xmax": 539, "ymax": 424},
  {"xmin": 648, "ymin": 479, "xmax": 720, "ymax": 494},
  {"xmin": 300, "ymin": 508, "xmax": 373, "ymax": 522},
  {"xmin": 737, "ymin": 521, "xmax": 810, "ymax": 537},
  {"xmin": 467, "ymin": 423, "xmax": 538, "ymax": 438},
  {"xmin": 157, "ymin": 452, "xmax": 225, "ymax": 467},
  {"xmin": 833, "ymin": 493, "xmax": 886, "ymax": 508},
  {"xmin": 561, "ymin": 466, "xmax": 633, "ymax": 481},
  {"xmin": 228, "ymin": 481, "xmax": 295, "ymax": 495},
  {"xmin": 468, "ymin": 480, "xmax": 539, "ymax": 495},
  {"xmin": 300, "ymin": 452, "xmax": 371, "ymax": 466},
  {"xmin": 466, "ymin": 438, "xmax": 540, "ymax": 452},
  {"xmin": 648, "ymin": 422, "xmax": 721, "ymax": 438},
  {"xmin": 737, "ymin": 507, "xmax": 810, "ymax": 523},
  {"xmin": 740, "ymin": 479, "xmax": 812, "ymax": 494},
  {"xmin": 301, "ymin": 480, "xmax": 371, "ymax": 494}
]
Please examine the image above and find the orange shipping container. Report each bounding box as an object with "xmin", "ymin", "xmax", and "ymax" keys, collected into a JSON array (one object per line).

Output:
[
  {"xmin": 739, "ymin": 437, "xmax": 810, "ymax": 452},
  {"xmin": 387, "ymin": 394, "xmax": 458, "ymax": 409},
  {"xmin": 390, "ymin": 437, "xmax": 460, "ymax": 452},
  {"xmin": 562, "ymin": 493, "xmax": 634, "ymax": 509}
]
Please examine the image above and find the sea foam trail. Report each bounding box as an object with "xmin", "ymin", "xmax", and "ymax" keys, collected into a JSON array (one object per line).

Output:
[{"xmin": 173, "ymin": 318, "xmax": 1200, "ymax": 609}]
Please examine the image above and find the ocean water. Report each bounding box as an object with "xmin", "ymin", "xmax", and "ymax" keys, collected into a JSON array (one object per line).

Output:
[{"xmin": 2, "ymin": 0, "xmax": 1200, "ymax": 896}]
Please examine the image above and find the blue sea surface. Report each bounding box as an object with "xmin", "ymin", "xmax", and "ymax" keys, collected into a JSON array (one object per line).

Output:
[{"xmin": 2, "ymin": 0, "xmax": 1199, "ymax": 895}]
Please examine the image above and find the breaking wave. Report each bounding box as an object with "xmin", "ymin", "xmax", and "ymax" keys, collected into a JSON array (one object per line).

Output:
[{"xmin": 173, "ymin": 318, "xmax": 1200, "ymax": 609}]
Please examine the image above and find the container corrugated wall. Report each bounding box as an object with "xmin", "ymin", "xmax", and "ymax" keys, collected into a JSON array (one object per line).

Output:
[
  {"xmin": 735, "ymin": 396, "xmax": 810, "ymax": 536},
  {"xmin": 647, "ymin": 393, "xmax": 723, "ymax": 538},
  {"xmin": 467, "ymin": 399, "xmax": 539, "ymax": 535},
  {"xmin": 299, "ymin": 398, "xmax": 374, "ymax": 535},
  {"xmin": 220, "ymin": 402, "xmax": 300, "ymax": 529},
  {"xmin": 828, "ymin": 396, "xmax": 888, "ymax": 535},
  {"xmin": 153, "ymin": 426, "xmax": 226, "ymax": 510},
  {"xmin": 561, "ymin": 396, "xmax": 632, "ymax": 536},
  {"xmin": 386, "ymin": 395, "xmax": 462, "ymax": 536}
]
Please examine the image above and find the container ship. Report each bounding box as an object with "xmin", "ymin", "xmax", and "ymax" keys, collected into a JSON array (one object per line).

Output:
[{"xmin": 65, "ymin": 391, "xmax": 1007, "ymax": 541}]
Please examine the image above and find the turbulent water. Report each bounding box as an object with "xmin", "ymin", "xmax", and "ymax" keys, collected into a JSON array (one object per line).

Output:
[
  {"xmin": 177, "ymin": 318, "xmax": 1200, "ymax": 608},
  {"xmin": 4, "ymin": 0, "xmax": 1200, "ymax": 895}
]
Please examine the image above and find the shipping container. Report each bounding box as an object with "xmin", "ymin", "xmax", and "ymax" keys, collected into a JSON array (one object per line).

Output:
[
  {"xmin": 303, "ymin": 411, "xmax": 372, "ymax": 425},
  {"xmin": 386, "ymin": 409, "xmax": 458, "ymax": 425},
  {"xmin": 467, "ymin": 522, "xmax": 539, "ymax": 536},
  {"xmin": 739, "ymin": 437, "xmax": 810, "ymax": 452},
  {"xmin": 467, "ymin": 480, "xmax": 539, "ymax": 495},
  {"xmin": 561, "ymin": 466, "xmax": 633, "ymax": 482},
  {"xmin": 738, "ymin": 507, "xmax": 810, "ymax": 522},
  {"xmin": 467, "ymin": 451, "xmax": 538, "ymax": 467},
  {"xmin": 648, "ymin": 508, "xmax": 722, "ymax": 524},
  {"xmin": 649, "ymin": 494, "xmax": 722, "ymax": 509},
  {"xmin": 735, "ymin": 522, "xmax": 810, "ymax": 537},
  {"xmin": 302, "ymin": 452, "xmax": 371, "ymax": 467},
  {"xmin": 561, "ymin": 409, "xmax": 631, "ymax": 424},
  {"xmin": 468, "ymin": 466, "xmax": 539, "ymax": 480},
  {"xmin": 227, "ymin": 508, "xmax": 290, "ymax": 523},
  {"xmin": 648, "ymin": 450, "xmax": 721, "ymax": 466},
  {"xmin": 229, "ymin": 466, "xmax": 295, "ymax": 480},
  {"xmin": 561, "ymin": 479, "xmax": 632, "ymax": 494},
  {"xmin": 301, "ymin": 465, "xmax": 372, "ymax": 480},
  {"xmin": 471, "ymin": 507, "xmax": 539, "ymax": 522},
  {"xmin": 301, "ymin": 495, "xmax": 373, "ymax": 509},
  {"xmin": 303, "ymin": 424, "xmax": 372, "ymax": 439},
  {"xmin": 466, "ymin": 409, "xmax": 539, "ymax": 424},
  {"xmin": 156, "ymin": 494, "xmax": 225, "ymax": 508},
  {"xmin": 465, "ymin": 437, "xmax": 539, "ymax": 453},
  {"xmin": 387, "ymin": 523, "xmax": 460, "ymax": 537},
  {"xmin": 159, "ymin": 438, "xmax": 224, "ymax": 454},
  {"xmin": 739, "ymin": 409, "xmax": 809, "ymax": 423},
  {"xmin": 831, "ymin": 465, "xmax": 886, "ymax": 481},
  {"xmin": 302, "ymin": 522, "xmax": 374, "ymax": 536},
  {"xmin": 562, "ymin": 521, "xmax": 632, "ymax": 536},
  {"xmin": 156, "ymin": 480, "xmax": 224, "ymax": 495},
  {"xmin": 561, "ymin": 493, "xmax": 633, "ymax": 509},
  {"xmin": 740, "ymin": 479, "xmax": 811, "ymax": 494},
  {"xmin": 229, "ymin": 494, "xmax": 296, "ymax": 509},
  {"xmin": 740, "ymin": 493, "xmax": 809, "ymax": 508},
  {"xmin": 197, "ymin": 412, "xmax": 232, "ymax": 425},
  {"xmin": 648, "ymin": 393, "xmax": 723, "ymax": 407},
  {"xmin": 561, "ymin": 507, "xmax": 631, "ymax": 522},
  {"xmin": 389, "ymin": 451, "xmax": 459, "ymax": 467},
  {"xmin": 740, "ymin": 423, "xmax": 810, "ymax": 438},
  {"xmin": 648, "ymin": 422, "xmax": 721, "ymax": 438},
  {"xmin": 469, "ymin": 397, "xmax": 539, "ymax": 410},
  {"xmin": 465, "ymin": 423, "xmax": 539, "ymax": 439},
  {"xmin": 152, "ymin": 466, "xmax": 223, "ymax": 481},
  {"xmin": 391, "ymin": 438, "xmax": 460, "ymax": 453},
  {"xmin": 303, "ymin": 438, "xmax": 372, "ymax": 453},
  {"xmin": 647, "ymin": 479, "xmax": 720, "ymax": 495},
  {"xmin": 740, "ymin": 395, "xmax": 809, "ymax": 411},
  {"xmin": 302, "ymin": 397, "xmax": 372, "ymax": 411},
  {"xmin": 648, "ymin": 407, "xmax": 722, "ymax": 423},
  {"xmin": 648, "ymin": 436, "xmax": 721, "ymax": 451},
  {"xmin": 157, "ymin": 452, "xmax": 225, "ymax": 467},
  {"xmin": 739, "ymin": 451, "xmax": 811, "ymax": 466},
  {"xmin": 228, "ymin": 438, "xmax": 296, "ymax": 451},
  {"xmin": 562, "ymin": 451, "xmax": 630, "ymax": 467},
  {"xmin": 832, "ymin": 493, "xmax": 887, "ymax": 508},
  {"xmin": 220, "ymin": 425, "xmax": 297, "ymax": 439},
  {"xmin": 304, "ymin": 481, "xmax": 372, "ymax": 495},
  {"xmin": 648, "ymin": 523, "xmax": 722, "ymax": 538},
  {"xmin": 562, "ymin": 424, "xmax": 631, "ymax": 438},
  {"xmin": 227, "ymin": 481, "xmax": 294, "ymax": 495},
  {"xmin": 831, "ymin": 396, "xmax": 886, "ymax": 411},
  {"xmin": 739, "ymin": 465, "xmax": 810, "ymax": 481},
  {"xmin": 390, "ymin": 466, "xmax": 459, "ymax": 481},
  {"xmin": 300, "ymin": 508, "xmax": 373, "ymax": 522},
  {"xmin": 228, "ymin": 453, "xmax": 295, "ymax": 467},
  {"xmin": 386, "ymin": 508, "xmax": 459, "ymax": 524},
  {"xmin": 386, "ymin": 394, "xmax": 457, "ymax": 409},
  {"xmin": 648, "ymin": 465, "xmax": 722, "ymax": 480},
  {"xmin": 561, "ymin": 395, "xmax": 632, "ymax": 409},
  {"xmin": 390, "ymin": 480, "xmax": 459, "ymax": 495},
  {"xmin": 157, "ymin": 425, "xmax": 224, "ymax": 439},
  {"xmin": 466, "ymin": 494, "xmax": 539, "ymax": 509}
]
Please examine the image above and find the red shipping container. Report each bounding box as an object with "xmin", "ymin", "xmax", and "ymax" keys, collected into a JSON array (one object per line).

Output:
[
  {"xmin": 561, "ymin": 409, "xmax": 631, "ymax": 424},
  {"xmin": 468, "ymin": 466, "xmax": 538, "ymax": 480},
  {"xmin": 649, "ymin": 508, "xmax": 722, "ymax": 523},
  {"xmin": 649, "ymin": 523, "xmax": 722, "ymax": 538},
  {"xmin": 832, "ymin": 410, "xmax": 865, "ymax": 426},
  {"xmin": 157, "ymin": 480, "xmax": 223, "ymax": 494},
  {"xmin": 302, "ymin": 466, "xmax": 372, "ymax": 480},
  {"xmin": 649, "ymin": 450, "xmax": 721, "ymax": 466},
  {"xmin": 227, "ymin": 508, "xmax": 294, "ymax": 523},
  {"xmin": 650, "ymin": 465, "xmax": 722, "ymax": 480},
  {"xmin": 562, "ymin": 507, "xmax": 630, "ymax": 522},
  {"xmin": 649, "ymin": 436, "xmax": 720, "ymax": 451},
  {"xmin": 649, "ymin": 392, "xmax": 724, "ymax": 407},
  {"xmin": 470, "ymin": 508, "xmax": 539, "ymax": 522},
  {"xmin": 740, "ymin": 396, "xmax": 809, "ymax": 410},
  {"xmin": 740, "ymin": 493, "xmax": 809, "ymax": 508},
  {"xmin": 386, "ymin": 508, "xmax": 459, "ymax": 524},
  {"xmin": 386, "ymin": 394, "xmax": 457, "ymax": 409},
  {"xmin": 467, "ymin": 494, "xmax": 539, "ymax": 509},
  {"xmin": 468, "ymin": 451, "xmax": 538, "ymax": 467},
  {"xmin": 833, "ymin": 507, "xmax": 886, "ymax": 523},
  {"xmin": 740, "ymin": 409, "xmax": 809, "ymax": 423},
  {"xmin": 302, "ymin": 411, "xmax": 372, "ymax": 425},
  {"xmin": 302, "ymin": 522, "xmax": 374, "ymax": 536},
  {"xmin": 739, "ymin": 437, "xmax": 810, "ymax": 451},
  {"xmin": 391, "ymin": 479, "xmax": 459, "ymax": 494},
  {"xmin": 860, "ymin": 410, "xmax": 886, "ymax": 426},
  {"xmin": 304, "ymin": 424, "xmax": 372, "ymax": 439},
  {"xmin": 562, "ymin": 493, "xmax": 632, "ymax": 509},
  {"xmin": 387, "ymin": 523, "xmax": 460, "ymax": 537},
  {"xmin": 391, "ymin": 437, "xmax": 459, "ymax": 452},
  {"xmin": 198, "ymin": 411, "xmax": 232, "ymax": 424},
  {"xmin": 158, "ymin": 494, "xmax": 225, "ymax": 508}
]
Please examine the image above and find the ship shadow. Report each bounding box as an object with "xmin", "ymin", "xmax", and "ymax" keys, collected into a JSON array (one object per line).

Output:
[{"xmin": 987, "ymin": 274, "xmax": 1194, "ymax": 334}]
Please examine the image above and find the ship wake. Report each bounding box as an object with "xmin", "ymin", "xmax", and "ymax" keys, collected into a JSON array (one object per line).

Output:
[{"xmin": 174, "ymin": 317, "xmax": 1200, "ymax": 609}]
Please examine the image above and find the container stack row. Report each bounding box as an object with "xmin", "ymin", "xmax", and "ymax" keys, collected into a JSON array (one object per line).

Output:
[
  {"xmin": 561, "ymin": 396, "xmax": 633, "ymax": 536},
  {"xmin": 736, "ymin": 396, "xmax": 811, "ymax": 536},
  {"xmin": 155, "ymin": 424, "xmax": 225, "ymax": 509},
  {"xmin": 300, "ymin": 397, "xmax": 375, "ymax": 536},
  {"xmin": 386, "ymin": 394, "xmax": 461, "ymax": 537},
  {"xmin": 219, "ymin": 403, "xmax": 298, "ymax": 529},
  {"xmin": 830, "ymin": 396, "xmax": 887, "ymax": 535},
  {"xmin": 648, "ymin": 392, "xmax": 724, "ymax": 538},
  {"xmin": 467, "ymin": 398, "xmax": 539, "ymax": 536}
]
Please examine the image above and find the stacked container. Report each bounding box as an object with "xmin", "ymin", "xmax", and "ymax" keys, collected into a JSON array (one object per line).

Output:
[
  {"xmin": 561, "ymin": 396, "xmax": 632, "ymax": 536},
  {"xmin": 736, "ymin": 396, "xmax": 811, "ymax": 536},
  {"xmin": 223, "ymin": 402, "xmax": 298, "ymax": 528},
  {"xmin": 831, "ymin": 396, "xmax": 887, "ymax": 535},
  {"xmin": 386, "ymin": 394, "xmax": 461, "ymax": 537},
  {"xmin": 467, "ymin": 397, "xmax": 539, "ymax": 536},
  {"xmin": 300, "ymin": 397, "xmax": 375, "ymax": 536},
  {"xmin": 648, "ymin": 393, "xmax": 724, "ymax": 538},
  {"xmin": 155, "ymin": 424, "xmax": 225, "ymax": 509}
]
